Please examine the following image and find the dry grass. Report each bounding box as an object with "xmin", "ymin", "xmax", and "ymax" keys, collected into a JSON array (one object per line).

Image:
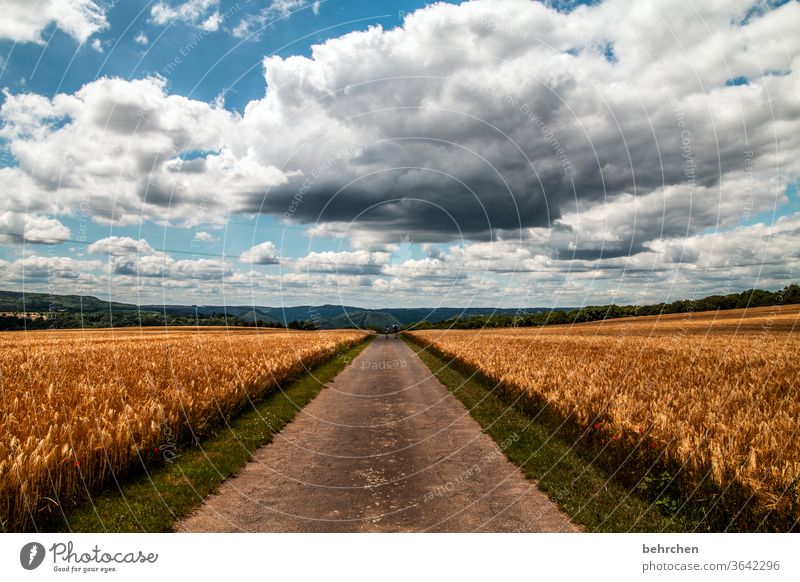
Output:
[
  {"xmin": 409, "ymin": 305, "xmax": 800, "ymax": 529},
  {"xmin": 0, "ymin": 326, "xmax": 367, "ymax": 531}
]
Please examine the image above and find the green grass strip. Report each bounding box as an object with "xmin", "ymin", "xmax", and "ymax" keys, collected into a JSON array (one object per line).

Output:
[
  {"xmin": 48, "ymin": 337, "xmax": 373, "ymax": 533},
  {"xmin": 404, "ymin": 336, "xmax": 691, "ymax": 532}
]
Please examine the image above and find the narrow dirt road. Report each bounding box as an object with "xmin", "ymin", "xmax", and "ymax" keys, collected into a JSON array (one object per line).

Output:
[{"xmin": 178, "ymin": 337, "xmax": 578, "ymax": 532}]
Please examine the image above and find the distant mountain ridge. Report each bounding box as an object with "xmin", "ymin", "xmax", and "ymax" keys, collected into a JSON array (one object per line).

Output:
[
  {"xmin": 0, "ymin": 290, "xmax": 557, "ymax": 330},
  {"xmin": 4, "ymin": 286, "xmax": 796, "ymax": 332}
]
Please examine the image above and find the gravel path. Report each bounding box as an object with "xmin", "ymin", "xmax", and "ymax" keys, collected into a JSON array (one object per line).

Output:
[{"xmin": 178, "ymin": 337, "xmax": 579, "ymax": 532}]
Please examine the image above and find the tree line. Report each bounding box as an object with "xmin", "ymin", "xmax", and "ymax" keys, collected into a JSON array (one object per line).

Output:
[
  {"xmin": 406, "ymin": 284, "xmax": 800, "ymax": 330},
  {"xmin": 0, "ymin": 311, "xmax": 287, "ymax": 331}
]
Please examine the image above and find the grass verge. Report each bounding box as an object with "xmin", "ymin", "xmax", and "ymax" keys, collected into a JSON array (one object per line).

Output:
[
  {"xmin": 44, "ymin": 337, "xmax": 372, "ymax": 533},
  {"xmin": 404, "ymin": 335, "xmax": 698, "ymax": 532}
]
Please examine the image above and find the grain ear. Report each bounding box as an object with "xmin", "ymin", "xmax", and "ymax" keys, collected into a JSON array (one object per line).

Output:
[
  {"xmin": 406, "ymin": 305, "xmax": 800, "ymax": 531},
  {"xmin": 0, "ymin": 327, "xmax": 367, "ymax": 531}
]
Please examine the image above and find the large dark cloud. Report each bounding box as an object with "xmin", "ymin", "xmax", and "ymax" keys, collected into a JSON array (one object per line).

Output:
[
  {"xmin": 2, "ymin": 0, "xmax": 798, "ymax": 243},
  {"xmin": 229, "ymin": 0, "xmax": 799, "ymax": 247},
  {"xmin": 1, "ymin": 0, "xmax": 799, "ymax": 309}
]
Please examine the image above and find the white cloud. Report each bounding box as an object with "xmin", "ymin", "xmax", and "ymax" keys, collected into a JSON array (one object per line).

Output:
[
  {"xmin": 90, "ymin": 38, "xmax": 103, "ymax": 53},
  {"xmin": 87, "ymin": 236, "xmax": 156, "ymax": 256},
  {"xmin": 294, "ymin": 250, "xmax": 389, "ymax": 275},
  {"xmin": 221, "ymin": 0, "xmax": 800, "ymax": 247},
  {"xmin": 201, "ymin": 12, "xmax": 222, "ymax": 32},
  {"xmin": 0, "ymin": 0, "xmax": 108, "ymax": 44},
  {"xmin": 232, "ymin": 0, "xmax": 318, "ymax": 39},
  {"xmin": 267, "ymin": 0, "xmax": 314, "ymax": 18},
  {"xmin": 0, "ymin": 76, "xmax": 290, "ymax": 226},
  {"xmin": 239, "ymin": 241, "xmax": 280, "ymax": 264},
  {"xmin": 421, "ymin": 243, "xmax": 445, "ymax": 261},
  {"xmin": 88, "ymin": 235, "xmax": 232, "ymax": 281},
  {"xmin": 150, "ymin": 0, "xmax": 219, "ymax": 28},
  {"xmin": 149, "ymin": 0, "xmax": 233, "ymax": 33},
  {"xmin": 3, "ymin": 255, "xmax": 102, "ymax": 283},
  {"xmin": 650, "ymin": 214, "xmax": 800, "ymax": 273},
  {"xmin": 0, "ymin": 211, "xmax": 71, "ymax": 244},
  {"xmin": 134, "ymin": 31, "xmax": 149, "ymax": 45},
  {"xmin": 5, "ymin": 0, "xmax": 798, "ymax": 240},
  {"xmin": 193, "ymin": 231, "xmax": 216, "ymax": 242},
  {"xmin": 172, "ymin": 257, "xmax": 232, "ymax": 280},
  {"xmin": 383, "ymin": 256, "xmax": 460, "ymax": 280},
  {"xmin": 262, "ymin": 271, "xmax": 376, "ymax": 291},
  {"xmin": 107, "ymin": 253, "xmax": 171, "ymax": 278},
  {"xmin": 2, "ymin": 0, "xmax": 800, "ymax": 306}
]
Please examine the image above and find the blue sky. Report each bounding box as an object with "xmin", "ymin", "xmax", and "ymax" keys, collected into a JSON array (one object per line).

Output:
[
  {"xmin": 0, "ymin": 0, "xmax": 798, "ymax": 308},
  {"xmin": 0, "ymin": 1, "xmax": 431, "ymax": 109},
  {"xmin": 0, "ymin": 0, "xmax": 442, "ymax": 305}
]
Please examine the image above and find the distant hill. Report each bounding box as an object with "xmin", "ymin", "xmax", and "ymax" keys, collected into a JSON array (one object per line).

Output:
[
  {"xmin": 0, "ymin": 290, "xmax": 558, "ymax": 331},
  {"xmin": 0, "ymin": 290, "xmax": 137, "ymax": 313},
  {"xmin": 417, "ymin": 284, "xmax": 800, "ymax": 330},
  {"xmin": 151, "ymin": 304, "xmax": 561, "ymax": 329},
  {"xmin": 7, "ymin": 285, "xmax": 796, "ymax": 332}
]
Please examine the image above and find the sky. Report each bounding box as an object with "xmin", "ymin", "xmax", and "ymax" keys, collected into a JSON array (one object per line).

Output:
[{"xmin": 0, "ymin": 0, "xmax": 798, "ymax": 309}]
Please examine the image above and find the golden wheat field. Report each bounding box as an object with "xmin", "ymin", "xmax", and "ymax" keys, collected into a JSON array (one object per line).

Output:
[
  {"xmin": 408, "ymin": 304, "xmax": 800, "ymax": 528},
  {"xmin": 0, "ymin": 327, "xmax": 367, "ymax": 531}
]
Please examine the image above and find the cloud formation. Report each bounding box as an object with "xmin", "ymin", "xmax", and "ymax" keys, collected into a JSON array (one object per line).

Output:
[
  {"xmin": 2, "ymin": 255, "xmax": 102, "ymax": 286},
  {"xmin": 231, "ymin": 0, "xmax": 319, "ymax": 39},
  {"xmin": 4, "ymin": 0, "xmax": 797, "ymax": 245},
  {"xmin": 0, "ymin": 211, "xmax": 70, "ymax": 244},
  {"xmin": 193, "ymin": 231, "xmax": 217, "ymax": 242},
  {"xmin": 1, "ymin": 0, "xmax": 799, "ymax": 307},
  {"xmin": 241, "ymin": 0, "xmax": 799, "ymax": 246},
  {"xmin": 150, "ymin": 0, "xmax": 222, "ymax": 32},
  {"xmin": 295, "ymin": 250, "xmax": 390, "ymax": 275},
  {"xmin": 87, "ymin": 236, "xmax": 232, "ymax": 282},
  {"xmin": 0, "ymin": 77, "xmax": 288, "ymax": 227},
  {"xmin": 240, "ymin": 241, "xmax": 280, "ymax": 265},
  {"xmin": 0, "ymin": 0, "xmax": 107, "ymax": 44}
]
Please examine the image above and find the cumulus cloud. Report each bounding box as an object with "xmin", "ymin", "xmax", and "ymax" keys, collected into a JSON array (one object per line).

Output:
[
  {"xmin": 200, "ymin": 11, "xmax": 222, "ymax": 32},
  {"xmin": 171, "ymin": 257, "xmax": 232, "ymax": 280},
  {"xmin": 150, "ymin": 0, "xmax": 220, "ymax": 30},
  {"xmin": 650, "ymin": 214, "xmax": 800, "ymax": 275},
  {"xmin": 0, "ymin": 0, "xmax": 108, "ymax": 44},
  {"xmin": 4, "ymin": 0, "xmax": 798, "ymax": 244},
  {"xmin": 193, "ymin": 231, "xmax": 217, "ymax": 242},
  {"xmin": 0, "ymin": 76, "xmax": 289, "ymax": 226},
  {"xmin": 232, "ymin": 0, "xmax": 318, "ymax": 39},
  {"xmin": 87, "ymin": 236, "xmax": 156, "ymax": 256},
  {"xmin": 88, "ymin": 235, "xmax": 232, "ymax": 281},
  {"xmin": 239, "ymin": 241, "xmax": 280, "ymax": 265},
  {"xmin": 294, "ymin": 250, "xmax": 390, "ymax": 275},
  {"xmin": 431, "ymin": 212, "xmax": 800, "ymax": 306},
  {"xmin": 2, "ymin": 255, "xmax": 102, "ymax": 283},
  {"xmin": 0, "ymin": 211, "xmax": 71, "ymax": 244},
  {"xmin": 234, "ymin": 0, "xmax": 798, "ymax": 246},
  {"xmin": 2, "ymin": 0, "xmax": 800, "ymax": 306}
]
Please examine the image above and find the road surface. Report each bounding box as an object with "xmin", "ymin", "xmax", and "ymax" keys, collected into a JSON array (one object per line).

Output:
[{"xmin": 178, "ymin": 337, "xmax": 578, "ymax": 532}]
